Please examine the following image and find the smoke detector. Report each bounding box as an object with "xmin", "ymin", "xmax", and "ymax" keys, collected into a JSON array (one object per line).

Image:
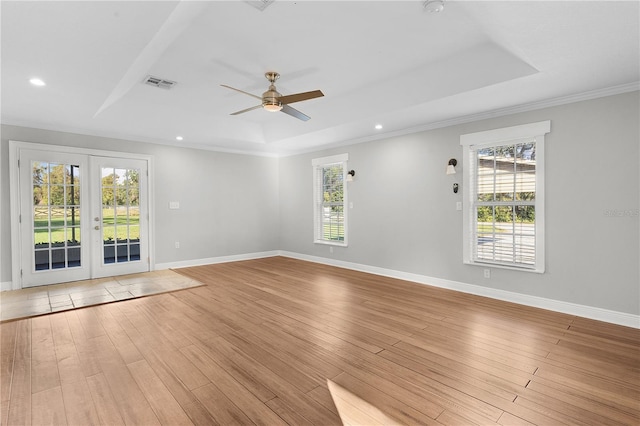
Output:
[{"xmin": 423, "ymin": 0, "xmax": 444, "ymax": 13}]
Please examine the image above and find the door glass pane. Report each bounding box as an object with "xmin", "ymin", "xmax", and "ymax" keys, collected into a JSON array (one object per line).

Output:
[
  {"xmin": 101, "ymin": 167, "xmax": 141, "ymax": 264},
  {"xmin": 31, "ymin": 162, "xmax": 82, "ymax": 271},
  {"xmin": 35, "ymin": 250, "xmax": 49, "ymax": 271}
]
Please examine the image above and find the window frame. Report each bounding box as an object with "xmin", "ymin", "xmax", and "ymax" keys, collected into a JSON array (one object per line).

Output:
[
  {"xmin": 312, "ymin": 153, "xmax": 349, "ymax": 247},
  {"xmin": 460, "ymin": 121, "xmax": 550, "ymax": 273}
]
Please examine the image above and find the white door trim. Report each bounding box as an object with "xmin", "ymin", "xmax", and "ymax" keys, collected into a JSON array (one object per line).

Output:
[{"xmin": 8, "ymin": 140, "xmax": 155, "ymax": 290}]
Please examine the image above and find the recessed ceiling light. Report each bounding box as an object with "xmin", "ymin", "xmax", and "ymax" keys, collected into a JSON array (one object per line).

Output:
[
  {"xmin": 29, "ymin": 78, "xmax": 46, "ymax": 86},
  {"xmin": 176, "ymin": 136, "xmax": 183, "ymax": 141},
  {"xmin": 375, "ymin": 124, "xmax": 383, "ymax": 130}
]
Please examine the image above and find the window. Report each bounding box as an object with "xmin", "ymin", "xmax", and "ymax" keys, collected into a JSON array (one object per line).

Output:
[
  {"xmin": 313, "ymin": 154, "xmax": 348, "ymax": 246},
  {"xmin": 460, "ymin": 121, "xmax": 550, "ymax": 272}
]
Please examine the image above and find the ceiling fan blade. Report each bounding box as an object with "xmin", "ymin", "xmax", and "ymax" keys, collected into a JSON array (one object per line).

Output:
[
  {"xmin": 281, "ymin": 104, "xmax": 311, "ymax": 121},
  {"xmin": 221, "ymin": 85, "xmax": 262, "ymax": 100},
  {"xmin": 231, "ymin": 105, "xmax": 262, "ymax": 115},
  {"xmin": 278, "ymin": 90, "xmax": 324, "ymax": 105}
]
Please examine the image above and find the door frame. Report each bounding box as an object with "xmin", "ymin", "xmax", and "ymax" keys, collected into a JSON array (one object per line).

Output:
[{"xmin": 9, "ymin": 141, "xmax": 155, "ymax": 290}]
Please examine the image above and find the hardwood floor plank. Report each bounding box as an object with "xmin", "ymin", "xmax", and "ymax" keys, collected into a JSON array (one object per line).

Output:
[
  {"xmin": 497, "ymin": 411, "xmax": 536, "ymax": 426},
  {"xmin": 192, "ymin": 383, "xmax": 253, "ymax": 425},
  {"xmin": 181, "ymin": 344, "xmax": 287, "ymax": 426},
  {"xmin": 183, "ymin": 336, "xmax": 277, "ymax": 403},
  {"xmin": 0, "ymin": 398, "xmax": 8, "ymax": 426},
  {"xmin": 525, "ymin": 379, "xmax": 640, "ymax": 425},
  {"xmin": 7, "ymin": 397, "xmax": 31, "ymax": 426},
  {"xmin": 130, "ymin": 325, "xmax": 210, "ymax": 391},
  {"xmin": 127, "ymin": 359, "xmax": 194, "ymax": 425},
  {"xmin": 265, "ymin": 397, "xmax": 314, "ymax": 426},
  {"xmin": 60, "ymin": 378, "xmax": 101, "ymax": 425},
  {"xmin": 561, "ymin": 326, "xmax": 640, "ymax": 358},
  {"xmin": 48, "ymin": 312, "xmax": 74, "ymax": 347},
  {"xmin": 91, "ymin": 334, "xmax": 161, "ymax": 425},
  {"xmin": 5, "ymin": 320, "xmax": 30, "ymax": 426},
  {"xmin": 394, "ymin": 339, "xmax": 532, "ymax": 387},
  {"xmin": 378, "ymin": 345, "xmax": 519, "ymax": 402},
  {"xmin": 546, "ymin": 342, "xmax": 640, "ymax": 383},
  {"xmin": 31, "ymin": 386, "xmax": 67, "ymax": 426},
  {"xmin": 340, "ymin": 350, "xmax": 499, "ymax": 423},
  {"xmin": 54, "ymin": 342, "xmax": 85, "ymax": 386},
  {"xmin": 531, "ymin": 366, "xmax": 640, "ymax": 417},
  {"xmin": 435, "ymin": 409, "xmax": 482, "ymax": 425},
  {"xmin": 202, "ymin": 324, "xmax": 323, "ymax": 393},
  {"xmin": 74, "ymin": 308, "xmax": 107, "ymax": 339},
  {"xmin": 189, "ymin": 336, "xmax": 341, "ymax": 425},
  {"xmin": 64, "ymin": 310, "xmax": 103, "ymax": 377},
  {"xmin": 85, "ymin": 373, "xmax": 125, "ymax": 426},
  {"xmin": 92, "ymin": 305, "xmax": 144, "ymax": 365},
  {"xmin": 331, "ymin": 371, "xmax": 441, "ymax": 425},
  {"xmin": 422, "ymin": 314, "xmax": 556, "ymax": 358},
  {"xmin": 132, "ymin": 346, "xmax": 219, "ymax": 425},
  {"xmin": 306, "ymin": 385, "xmax": 340, "ymax": 416},
  {"xmin": 0, "ymin": 321, "xmax": 17, "ymax": 405},
  {"xmin": 441, "ymin": 310, "xmax": 563, "ymax": 345},
  {"xmin": 513, "ymin": 394, "xmax": 594, "ymax": 425},
  {"xmin": 30, "ymin": 316, "xmax": 60, "ymax": 395},
  {"xmin": 406, "ymin": 327, "xmax": 540, "ymax": 374},
  {"xmin": 569, "ymin": 317, "xmax": 640, "ymax": 344},
  {"xmin": 258, "ymin": 299, "xmax": 386, "ymax": 353}
]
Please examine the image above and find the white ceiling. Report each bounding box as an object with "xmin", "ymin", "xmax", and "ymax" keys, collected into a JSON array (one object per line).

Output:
[{"xmin": 2, "ymin": 1, "xmax": 639, "ymax": 156}]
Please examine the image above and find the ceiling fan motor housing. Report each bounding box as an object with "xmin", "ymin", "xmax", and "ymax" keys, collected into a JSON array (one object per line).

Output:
[{"xmin": 263, "ymin": 73, "xmax": 282, "ymax": 111}]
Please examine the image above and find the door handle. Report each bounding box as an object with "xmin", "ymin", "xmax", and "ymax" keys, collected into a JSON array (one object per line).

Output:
[{"xmin": 94, "ymin": 226, "xmax": 100, "ymax": 230}]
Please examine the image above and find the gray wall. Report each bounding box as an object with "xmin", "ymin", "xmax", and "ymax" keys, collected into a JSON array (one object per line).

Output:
[
  {"xmin": 0, "ymin": 125, "xmax": 280, "ymax": 282},
  {"xmin": 1, "ymin": 91, "xmax": 638, "ymax": 316},
  {"xmin": 279, "ymin": 91, "xmax": 640, "ymax": 315}
]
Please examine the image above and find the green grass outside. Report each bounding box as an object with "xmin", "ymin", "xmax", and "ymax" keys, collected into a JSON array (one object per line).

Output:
[{"xmin": 34, "ymin": 207, "xmax": 139, "ymax": 245}]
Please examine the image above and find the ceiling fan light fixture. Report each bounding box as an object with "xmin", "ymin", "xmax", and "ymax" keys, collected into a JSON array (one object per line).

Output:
[
  {"xmin": 263, "ymin": 102, "xmax": 283, "ymax": 112},
  {"xmin": 423, "ymin": 0, "xmax": 444, "ymax": 13}
]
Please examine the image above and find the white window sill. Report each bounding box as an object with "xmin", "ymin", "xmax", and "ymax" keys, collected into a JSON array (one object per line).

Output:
[{"xmin": 314, "ymin": 240, "xmax": 348, "ymax": 247}]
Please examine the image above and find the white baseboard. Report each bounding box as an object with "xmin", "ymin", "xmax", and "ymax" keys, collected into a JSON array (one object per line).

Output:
[
  {"xmin": 278, "ymin": 251, "xmax": 640, "ymax": 329},
  {"xmin": 1, "ymin": 281, "xmax": 13, "ymax": 292},
  {"xmin": 155, "ymin": 250, "xmax": 280, "ymax": 271}
]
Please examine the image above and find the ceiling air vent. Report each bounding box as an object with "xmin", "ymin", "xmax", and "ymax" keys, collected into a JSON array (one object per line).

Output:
[
  {"xmin": 143, "ymin": 75, "xmax": 177, "ymax": 90},
  {"xmin": 245, "ymin": 0, "xmax": 275, "ymax": 12}
]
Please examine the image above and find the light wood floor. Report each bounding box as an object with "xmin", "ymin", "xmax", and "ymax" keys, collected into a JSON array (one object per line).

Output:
[{"xmin": 1, "ymin": 257, "xmax": 638, "ymax": 425}]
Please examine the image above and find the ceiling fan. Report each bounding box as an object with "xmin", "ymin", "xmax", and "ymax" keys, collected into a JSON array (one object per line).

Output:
[{"xmin": 221, "ymin": 72, "xmax": 323, "ymax": 121}]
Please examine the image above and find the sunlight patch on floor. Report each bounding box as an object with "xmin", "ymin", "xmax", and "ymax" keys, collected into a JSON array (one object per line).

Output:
[{"xmin": 327, "ymin": 379, "xmax": 404, "ymax": 426}]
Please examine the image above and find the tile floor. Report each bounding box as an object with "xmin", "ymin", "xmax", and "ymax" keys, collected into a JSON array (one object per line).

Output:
[{"xmin": 0, "ymin": 269, "xmax": 203, "ymax": 321}]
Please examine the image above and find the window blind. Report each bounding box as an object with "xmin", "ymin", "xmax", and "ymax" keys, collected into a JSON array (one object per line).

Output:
[{"xmin": 471, "ymin": 141, "xmax": 537, "ymax": 268}]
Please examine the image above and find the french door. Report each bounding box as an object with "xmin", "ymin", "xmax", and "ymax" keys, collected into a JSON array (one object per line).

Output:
[{"xmin": 17, "ymin": 148, "xmax": 149, "ymax": 288}]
